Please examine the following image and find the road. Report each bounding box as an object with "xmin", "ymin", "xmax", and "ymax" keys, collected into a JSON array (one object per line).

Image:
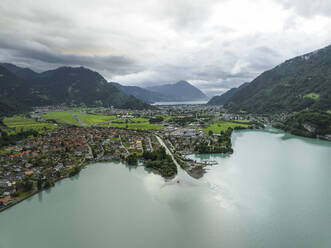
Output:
[
  {"xmin": 148, "ymin": 137, "xmax": 154, "ymax": 152},
  {"xmin": 119, "ymin": 135, "xmax": 129, "ymax": 155},
  {"xmin": 71, "ymin": 112, "xmax": 86, "ymax": 126},
  {"xmin": 155, "ymin": 135, "xmax": 190, "ymax": 180}
]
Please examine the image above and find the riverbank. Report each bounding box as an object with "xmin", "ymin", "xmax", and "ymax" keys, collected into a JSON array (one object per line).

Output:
[
  {"xmin": 0, "ymin": 159, "xmax": 90, "ymax": 213},
  {"xmin": 0, "ymin": 150, "xmax": 179, "ymax": 212},
  {"xmin": 270, "ymin": 111, "xmax": 331, "ymax": 141},
  {"xmin": 2, "ymin": 130, "xmax": 331, "ymax": 248}
]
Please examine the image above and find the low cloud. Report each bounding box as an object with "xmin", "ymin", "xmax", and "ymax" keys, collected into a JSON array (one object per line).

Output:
[
  {"xmin": 1, "ymin": 0, "xmax": 331, "ymax": 97},
  {"xmin": 278, "ymin": 0, "xmax": 331, "ymax": 18}
]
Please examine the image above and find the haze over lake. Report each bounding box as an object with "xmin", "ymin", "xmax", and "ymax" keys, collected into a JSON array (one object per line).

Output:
[
  {"xmin": 152, "ymin": 100, "xmax": 209, "ymax": 105},
  {"xmin": 0, "ymin": 129, "xmax": 330, "ymax": 248}
]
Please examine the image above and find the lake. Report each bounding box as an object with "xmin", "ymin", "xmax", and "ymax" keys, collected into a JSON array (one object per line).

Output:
[
  {"xmin": 0, "ymin": 129, "xmax": 331, "ymax": 248},
  {"xmin": 152, "ymin": 100, "xmax": 208, "ymax": 105}
]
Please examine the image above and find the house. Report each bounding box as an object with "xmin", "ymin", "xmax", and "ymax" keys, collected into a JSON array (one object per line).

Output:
[
  {"xmin": 54, "ymin": 163, "xmax": 64, "ymax": 172},
  {"xmin": 25, "ymin": 171, "xmax": 34, "ymax": 176},
  {"xmin": 0, "ymin": 180, "xmax": 8, "ymax": 188},
  {"xmin": 0, "ymin": 196, "xmax": 11, "ymax": 206},
  {"xmin": 25, "ymin": 163, "xmax": 33, "ymax": 168}
]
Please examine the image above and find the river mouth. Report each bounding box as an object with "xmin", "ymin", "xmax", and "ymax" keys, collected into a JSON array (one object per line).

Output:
[{"xmin": 0, "ymin": 130, "xmax": 331, "ymax": 248}]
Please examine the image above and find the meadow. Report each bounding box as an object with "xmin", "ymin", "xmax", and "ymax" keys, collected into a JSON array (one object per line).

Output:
[
  {"xmin": 203, "ymin": 120, "xmax": 251, "ymax": 135},
  {"xmin": 304, "ymin": 93, "xmax": 320, "ymax": 100},
  {"xmin": 104, "ymin": 117, "xmax": 164, "ymax": 130},
  {"xmin": 74, "ymin": 112, "xmax": 116, "ymax": 126},
  {"xmin": 40, "ymin": 111, "xmax": 164, "ymax": 130},
  {"xmin": 3, "ymin": 116, "xmax": 57, "ymax": 134},
  {"xmin": 42, "ymin": 111, "xmax": 79, "ymax": 126}
]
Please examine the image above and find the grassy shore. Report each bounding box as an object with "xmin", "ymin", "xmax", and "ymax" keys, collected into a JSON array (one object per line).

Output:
[{"xmin": 203, "ymin": 120, "xmax": 251, "ymax": 134}]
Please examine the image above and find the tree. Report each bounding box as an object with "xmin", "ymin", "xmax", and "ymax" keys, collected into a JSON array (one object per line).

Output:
[
  {"xmin": 44, "ymin": 179, "xmax": 54, "ymax": 189},
  {"xmin": 37, "ymin": 178, "xmax": 43, "ymax": 190},
  {"xmin": 22, "ymin": 179, "xmax": 33, "ymax": 192},
  {"xmin": 125, "ymin": 153, "xmax": 138, "ymax": 165},
  {"xmin": 69, "ymin": 166, "xmax": 81, "ymax": 177}
]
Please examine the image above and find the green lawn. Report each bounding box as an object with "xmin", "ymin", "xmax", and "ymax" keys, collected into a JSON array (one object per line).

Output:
[
  {"xmin": 108, "ymin": 122, "xmax": 164, "ymax": 130},
  {"xmin": 304, "ymin": 93, "xmax": 320, "ymax": 100},
  {"xmin": 74, "ymin": 113, "xmax": 116, "ymax": 126},
  {"xmin": 102, "ymin": 117, "xmax": 164, "ymax": 130},
  {"xmin": 42, "ymin": 111, "xmax": 80, "ymax": 126},
  {"xmin": 3, "ymin": 116, "xmax": 57, "ymax": 134},
  {"xmin": 203, "ymin": 120, "xmax": 250, "ymax": 135}
]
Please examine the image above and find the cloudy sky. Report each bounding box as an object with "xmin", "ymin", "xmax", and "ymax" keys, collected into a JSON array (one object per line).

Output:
[{"xmin": 1, "ymin": 0, "xmax": 331, "ymax": 96}]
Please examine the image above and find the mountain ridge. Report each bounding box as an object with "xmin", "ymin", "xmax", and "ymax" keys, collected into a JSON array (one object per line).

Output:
[
  {"xmin": 146, "ymin": 80, "xmax": 208, "ymax": 101},
  {"xmin": 208, "ymin": 82, "xmax": 249, "ymax": 106},
  {"xmin": 218, "ymin": 44, "xmax": 331, "ymax": 113},
  {"xmin": 110, "ymin": 80, "xmax": 208, "ymax": 103},
  {"xmin": 109, "ymin": 82, "xmax": 167, "ymax": 103},
  {"xmin": 0, "ymin": 64, "xmax": 152, "ymax": 116}
]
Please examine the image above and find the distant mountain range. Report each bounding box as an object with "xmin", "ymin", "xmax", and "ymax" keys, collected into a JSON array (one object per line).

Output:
[
  {"xmin": 0, "ymin": 62, "xmax": 209, "ymax": 117},
  {"xmin": 110, "ymin": 80, "xmax": 208, "ymax": 103},
  {"xmin": 208, "ymin": 83, "xmax": 249, "ymax": 106},
  {"xmin": 0, "ymin": 63, "xmax": 152, "ymax": 116},
  {"xmin": 208, "ymin": 44, "xmax": 331, "ymax": 113},
  {"xmin": 146, "ymin": 80, "xmax": 208, "ymax": 102},
  {"xmin": 109, "ymin": 82, "xmax": 166, "ymax": 103}
]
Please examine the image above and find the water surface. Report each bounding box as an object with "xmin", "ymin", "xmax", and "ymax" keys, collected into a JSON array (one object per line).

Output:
[
  {"xmin": 152, "ymin": 100, "xmax": 208, "ymax": 105},
  {"xmin": 0, "ymin": 129, "xmax": 330, "ymax": 248}
]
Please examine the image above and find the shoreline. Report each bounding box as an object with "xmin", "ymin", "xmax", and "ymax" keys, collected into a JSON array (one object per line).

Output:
[
  {"xmin": 0, "ymin": 157, "xmax": 177, "ymax": 213},
  {"xmin": 3, "ymin": 127, "xmax": 323, "ymax": 213},
  {"xmin": 0, "ymin": 172, "xmax": 71, "ymax": 213},
  {"xmin": 0, "ymin": 129, "xmax": 257, "ymax": 213}
]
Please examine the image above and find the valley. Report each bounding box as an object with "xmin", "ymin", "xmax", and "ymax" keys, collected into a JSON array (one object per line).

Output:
[
  {"xmin": 0, "ymin": 105, "xmax": 262, "ymax": 211},
  {"xmin": 1, "ymin": 1, "xmax": 331, "ymax": 247}
]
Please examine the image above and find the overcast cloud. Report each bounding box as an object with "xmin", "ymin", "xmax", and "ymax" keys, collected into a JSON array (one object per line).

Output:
[{"xmin": 1, "ymin": 0, "xmax": 331, "ymax": 96}]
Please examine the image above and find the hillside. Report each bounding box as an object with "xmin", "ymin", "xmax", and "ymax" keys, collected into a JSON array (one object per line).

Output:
[
  {"xmin": 109, "ymin": 82, "xmax": 167, "ymax": 102},
  {"xmin": 146, "ymin": 80, "xmax": 208, "ymax": 101},
  {"xmin": 0, "ymin": 64, "xmax": 152, "ymax": 116},
  {"xmin": 208, "ymin": 83, "xmax": 249, "ymax": 105},
  {"xmin": 0, "ymin": 65, "xmax": 47, "ymax": 116},
  {"xmin": 274, "ymin": 111, "xmax": 331, "ymax": 140},
  {"xmin": 224, "ymin": 45, "xmax": 331, "ymax": 113},
  {"xmin": 32, "ymin": 66, "xmax": 151, "ymax": 109},
  {"xmin": 0, "ymin": 63, "xmax": 39, "ymax": 81}
]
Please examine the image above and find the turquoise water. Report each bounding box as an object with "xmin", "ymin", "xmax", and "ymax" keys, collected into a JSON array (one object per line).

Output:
[{"xmin": 0, "ymin": 129, "xmax": 330, "ymax": 248}]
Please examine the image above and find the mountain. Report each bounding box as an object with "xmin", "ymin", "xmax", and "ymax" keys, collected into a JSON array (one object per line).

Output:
[
  {"xmin": 146, "ymin": 80, "xmax": 208, "ymax": 101},
  {"xmin": 0, "ymin": 65, "xmax": 47, "ymax": 116},
  {"xmin": 274, "ymin": 111, "xmax": 331, "ymax": 140},
  {"xmin": 0, "ymin": 63, "xmax": 39, "ymax": 81},
  {"xmin": 0, "ymin": 64, "xmax": 152, "ymax": 116},
  {"xmin": 109, "ymin": 82, "xmax": 166, "ymax": 103},
  {"xmin": 208, "ymin": 82, "xmax": 249, "ymax": 105},
  {"xmin": 224, "ymin": 45, "xmax": 331, "ymax": 113},
  {"xmin": 31, "ymin": 67, "xmax": 146, "ymax": 108}
]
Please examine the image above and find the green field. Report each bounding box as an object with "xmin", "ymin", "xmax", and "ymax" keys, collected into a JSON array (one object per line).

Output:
[
  {"xmin": 203, "ymin": 120, "xmax": 250, "ymax": 135},
  {"xmin": 74, "ymin": 113, "xmax": 116, "ymax": 126},
  {"xmin": 304, "ymin": 93, "xmax": 320, "ymax": 100},
  {"xmin": 42, "ymin": 111, "xmax": 80, "ymax": 126},
  {"xmin": 108, "ymin": 122, "xmax": 164, "ymax": 130},
  {"xmin": 104, "ymin": 117, "xmax": 164, "ymax": 130},
  {"xmin": 3, "ymin": 116, "xmax": 57, "ymax": 134}
]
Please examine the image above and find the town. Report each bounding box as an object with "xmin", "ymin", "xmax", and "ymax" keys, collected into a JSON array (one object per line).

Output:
[{"xmin": 0, "ymin": 105, "xmax": 263, "ymax": 211}]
